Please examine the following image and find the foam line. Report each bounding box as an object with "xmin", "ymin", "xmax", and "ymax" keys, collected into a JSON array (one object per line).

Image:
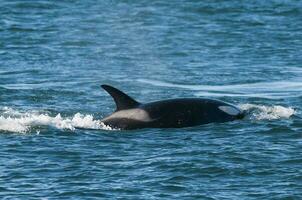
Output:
[{"xmin": 0, "ymin": 107, "xmax": 113, "ymax": 133}]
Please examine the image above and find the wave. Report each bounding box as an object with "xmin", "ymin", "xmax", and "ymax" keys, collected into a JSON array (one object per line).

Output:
[
  {"xmin": 0, "ymin": 107, "xmax": 113, "ymax": 133},
  {"xmin": 137, "ymin": 79, "xmax": 302, "ymax": 99}
]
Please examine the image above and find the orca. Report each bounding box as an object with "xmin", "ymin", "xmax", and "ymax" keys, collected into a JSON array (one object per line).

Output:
[{"xmin": 100, "ymin": 85, "xmax": 244, "ymax": 130}]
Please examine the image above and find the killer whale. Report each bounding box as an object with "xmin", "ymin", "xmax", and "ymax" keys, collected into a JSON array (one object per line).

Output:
[{"xmin": 100, "ymin": 85, "xmax": 244, "ymax": 130}]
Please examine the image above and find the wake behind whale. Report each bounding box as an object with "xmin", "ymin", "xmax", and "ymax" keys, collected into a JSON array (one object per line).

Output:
[
  {"xmin": 0, "ymin": 85, "xmax": 297, "ymax": 133},
  {"xmin": 0, "ymin": 104, "xmax": 295, "ymax": 133}
]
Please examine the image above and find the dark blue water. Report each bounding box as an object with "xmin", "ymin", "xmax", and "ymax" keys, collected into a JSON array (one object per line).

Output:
[{"xmin": 1, "ymin": 0, "xmax": 302, "ymax": 199}]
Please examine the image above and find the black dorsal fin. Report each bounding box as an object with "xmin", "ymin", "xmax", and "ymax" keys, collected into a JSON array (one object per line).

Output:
[{"xmin": 101, "ymin": 84, "xmax": 140, "ymax": 111}]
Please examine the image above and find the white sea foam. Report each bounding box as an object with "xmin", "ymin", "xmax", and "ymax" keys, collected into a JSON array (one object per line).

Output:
[
  {"xmin": 0, "ymin": 107, "xmax": 114, "ymax": 133},
  {"xmin": 239, "ymin": 104, "xmax": 295, "ymax": 120}
]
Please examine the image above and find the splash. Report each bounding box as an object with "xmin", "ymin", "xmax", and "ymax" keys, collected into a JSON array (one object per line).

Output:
[
  {"xmin": 239, "ymin": 104, "xmax": 295, "ymax": 120},
  {"xmin": 0, "ymin": 107, "xmax": 113, "ymax": 133}
]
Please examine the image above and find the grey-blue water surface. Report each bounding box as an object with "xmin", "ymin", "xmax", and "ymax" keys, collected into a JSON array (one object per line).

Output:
[{"xmin": 1, "ymin": 0, "xmax": 302, "ymax": 199}]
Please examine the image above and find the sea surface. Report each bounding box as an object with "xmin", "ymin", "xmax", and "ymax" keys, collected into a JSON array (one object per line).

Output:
[{"xmin": 1, "ymin": 0, "xmax": 302, "ymax": 199}]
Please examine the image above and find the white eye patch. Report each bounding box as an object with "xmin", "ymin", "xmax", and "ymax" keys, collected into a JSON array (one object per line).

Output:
[{"xmin": 218, "ymin": 106, "xmax": 240, "ymax": 116}]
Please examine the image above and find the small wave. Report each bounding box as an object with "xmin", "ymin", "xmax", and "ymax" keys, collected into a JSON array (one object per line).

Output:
[
  {"xmin": 0, "ymin": 107, "xmax": 113, "ymax": 133},
  {"xmin": 239, "ymin": 104, "xmax": 295, "ymax": 120},
  {"xmin": 137, "ymin": 79, "xmax": 302, "ymax": 99}
]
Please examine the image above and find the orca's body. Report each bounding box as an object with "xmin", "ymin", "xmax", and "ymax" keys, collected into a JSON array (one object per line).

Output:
[{"xmin": 100, "ymin": 85, "xmax": 244, "ymax": 130}]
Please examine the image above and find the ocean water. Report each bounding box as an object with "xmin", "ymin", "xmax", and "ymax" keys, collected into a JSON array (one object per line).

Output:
[{"xmin": 0, "ymin": 0, "xmax": 302, "ymax": 199}]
